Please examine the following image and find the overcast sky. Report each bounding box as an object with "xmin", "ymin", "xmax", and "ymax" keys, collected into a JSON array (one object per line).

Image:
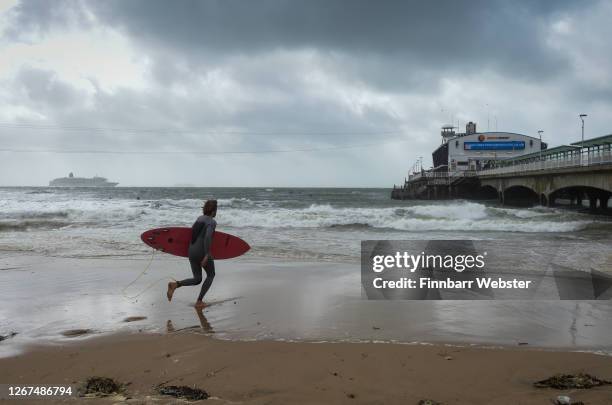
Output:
[{"xmin": 1, "ymin": 0, "xmax": 611, "ymax": 187}]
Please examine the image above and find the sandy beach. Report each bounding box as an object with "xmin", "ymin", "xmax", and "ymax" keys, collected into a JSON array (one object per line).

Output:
[
  {"xmin": 2, "ymin": 332, "xmax": 612, "ymax": 404},
  {"xmin": 1, "ymin": 253, "xmax": 612, "ymax": 403}
]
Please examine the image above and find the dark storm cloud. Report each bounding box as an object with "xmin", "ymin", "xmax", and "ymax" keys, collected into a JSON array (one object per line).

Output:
[
  {"xmin": 6, "ymin": 0, "xmax": 581, "ymax": 83},
  {"xmin": 85, "ymin": 0, "xmax": 579, "ymax": 82},
  {"xmin": 2, "ymin": 0, "xmax": 90, "ymax": 41},
  {"xmin": 12, "ymin": 67, "xmax": 81, "ymax": 109}
]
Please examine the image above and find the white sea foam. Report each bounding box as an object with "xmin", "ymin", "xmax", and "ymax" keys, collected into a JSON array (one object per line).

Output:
[
  {"xmin": 219, "ymin": 203, "xmax": 592, "ymax": 233},
  {"xmin": 0, "ymin": 197, "xmax": 596, "ymax": 233},
  {"xmin": 0, "ymin": 188, "xmax": 608, "ymax": 259},
  {"xmin": 405, "ymin": 201, "xmax": 488, "ymax": 220}
]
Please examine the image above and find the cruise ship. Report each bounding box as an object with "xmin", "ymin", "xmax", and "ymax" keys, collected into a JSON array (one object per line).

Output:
[{"xmin": 49, "ymin": 172, "xmax": 118, "ymax": 187}]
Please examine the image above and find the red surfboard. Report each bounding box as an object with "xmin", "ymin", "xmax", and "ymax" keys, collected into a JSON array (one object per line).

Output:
[{"xmin": 140, "ymin": 227, "xmax": 250, "ymax": 259}]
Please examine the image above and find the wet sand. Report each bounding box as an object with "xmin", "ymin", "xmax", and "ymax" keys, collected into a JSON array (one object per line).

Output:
[
  {"xmin": 1, "ymin": 253, "xmax": 612, "ymax": 403},
  {"xmin": 2, "ymin": 253, "xmax": 612, "ymax": 358},
  {"xmin": 1, "ymin": 332, "xmax": 612, "ymax": 404}
]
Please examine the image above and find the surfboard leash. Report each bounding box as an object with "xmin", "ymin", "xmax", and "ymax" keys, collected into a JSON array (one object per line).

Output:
[{"xmin": 121, "ymin": 249, "xmax": 169, "ymax": 302}]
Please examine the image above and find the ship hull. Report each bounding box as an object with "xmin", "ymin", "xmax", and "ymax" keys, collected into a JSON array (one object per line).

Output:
[
  {"xmin": 48, "ymin": 183, "xmax": 119, "ymax": 187},
  {"xmin": 48, "ymin": 178, "xmax": 119, "ymax": 187}
]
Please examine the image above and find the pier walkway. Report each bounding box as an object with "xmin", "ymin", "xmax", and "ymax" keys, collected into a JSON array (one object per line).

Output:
[{"xmin": 392, "ymin": 141, "xmax": 612, "ymax": 210}]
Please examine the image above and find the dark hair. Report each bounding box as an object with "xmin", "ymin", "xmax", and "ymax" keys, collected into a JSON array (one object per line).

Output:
[{"xmin": 203, "ymin": 199, "xmax": 217, "ymax": 216}]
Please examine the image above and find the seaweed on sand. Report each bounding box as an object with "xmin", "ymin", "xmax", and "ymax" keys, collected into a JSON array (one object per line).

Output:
[
  {"xmin": 80, "ymin": 376, "xmax": 125, "ymax": 397},
  {"xmin": 156, "ymin": 384, "xmax": 210, "ymax": 400},
  {"xmin": 534, "ymin": 373, "xmax": 611, "ymax": 389}
]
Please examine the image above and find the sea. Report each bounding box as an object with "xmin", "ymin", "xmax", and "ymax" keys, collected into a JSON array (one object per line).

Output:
[
  {"xmin": 2, "ymin": 187, "xmax": 612, "ymax": 352},
  {"xmin": 1, "ymin": 186, "xmax": 611, "ymax": 261}
]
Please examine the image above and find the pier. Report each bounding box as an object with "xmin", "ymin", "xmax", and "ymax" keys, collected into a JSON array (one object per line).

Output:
[{"xmin": 392, "ymin": 134, "xmax": 612, "ymax": 211}]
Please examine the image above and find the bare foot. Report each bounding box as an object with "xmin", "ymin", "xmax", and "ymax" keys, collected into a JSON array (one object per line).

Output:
[
  {"xmin": 166, "ymin": 319, "xmax": 175, "ymax": 333},
  {"xmin": 194, "ymin": 300, "xmax": 206, "ymax": 309},
  {"xmin": 167, "ymin": 281, "xmax": 178, "ymax": 301}
]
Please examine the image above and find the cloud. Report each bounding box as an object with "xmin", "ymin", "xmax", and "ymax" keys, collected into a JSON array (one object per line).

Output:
[
  {"xmin": 0, "ymin": 0, "xmax": 610, "ymax": 186},
  {"xmin": 88, "ymin": 0, "xmax": 582, "ymax": 83},
  {"xmin": 2, "ymin": 0, "xmax": 92, "ymax": 42}
]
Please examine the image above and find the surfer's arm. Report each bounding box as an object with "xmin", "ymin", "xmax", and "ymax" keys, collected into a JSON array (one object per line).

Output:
[
  {"xmin": 202, "ymin": 221, "xmax": 216, "ymax": 257},
  {"xmin": 191, "ymin": 221, "xmax": 204, "ymax": 245}
]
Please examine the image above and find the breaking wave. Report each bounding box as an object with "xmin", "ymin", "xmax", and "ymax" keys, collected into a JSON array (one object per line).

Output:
[
  {"xmin": 1, "ymin": 187, "xmax": 609, "ymax": 260},
  {"xmin": 0, "ymin": 220, "xmax": 73, "ymax": 232},
  {"xmin": 220, "ymin": 203, "xmax": 595, "ymax": 233}
]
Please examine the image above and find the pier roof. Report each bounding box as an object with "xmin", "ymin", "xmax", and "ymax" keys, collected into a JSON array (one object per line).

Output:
[
  {"xmin": 503, "ymin": 145, "xmax": 580, "ymax": 163},
  {"xmin": 570, "ymin": 134, "xmax": 612, "ymax": 147}
]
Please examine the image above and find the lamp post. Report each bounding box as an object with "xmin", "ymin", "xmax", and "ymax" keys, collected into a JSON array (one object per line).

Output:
[
  {"xmin": 538, "ymin": 130, "xmax": 543, "ymax": 167},
  {"xmin": 579, "ymin": 114, "xmax": 587, "ymax": 147},
  {"xmin": 579, "ymin": 114, "xmax": 587, "ymax": 165}
]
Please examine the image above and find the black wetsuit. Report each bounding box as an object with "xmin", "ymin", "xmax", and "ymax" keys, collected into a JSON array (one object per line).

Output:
[{"xmin": 177, "ymin": 215, "xmax": 216, "ymax": 301}]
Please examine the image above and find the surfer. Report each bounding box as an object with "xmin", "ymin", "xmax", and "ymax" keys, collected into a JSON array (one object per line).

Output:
[{"xmin": 166, "ymin": 200, "xmax": 217, "ymax": 309}]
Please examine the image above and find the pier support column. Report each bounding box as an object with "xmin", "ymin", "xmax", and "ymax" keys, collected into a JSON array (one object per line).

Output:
[
  {"xmin": 575, "ymin": 191, "xmax": 583, "ymax": 207},
  {"xmin": 602, "ymin": 194, "xmax": 610, "ymax": 210},
  {"xmin": 596, "ymin": 191, "xmax": 609, "ymax": 211},
  {"xmin": 588, "ymin": 191, "xmax": 598, "ymax": 210},
  {"xmin": 498, "ymin": 191, "xmax": 504, "ymax": 205}
]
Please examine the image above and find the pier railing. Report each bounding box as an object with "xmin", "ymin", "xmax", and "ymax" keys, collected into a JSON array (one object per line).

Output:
[
  {"xmin": 394, "ymin": 148, "xmax": 612, "ymax": 192},
  {"xmin": 478, "ymin": 149, "xmax": 612, "ymax": 176},
  {"xmin": 408, "ymin": 172, "xmax": 446, "ymax": 181},
  {"xmin": 407, "ymin": 171, "xmax": 477, "ymax": 183}
]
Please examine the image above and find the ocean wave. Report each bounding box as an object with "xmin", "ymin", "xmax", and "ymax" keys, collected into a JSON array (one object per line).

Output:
[
  {"xmin": 0, "ymin": 197, "xmax": 601, "ymax": 234},
  {"xmin": 2, "ymin": 188, "xmax": 608, "ymax": 262},
  {"xmin": 25, "ymin": 190, "xmax": 54, "ymax": 194},
  {"xmin": 0, "ymin": 245, "xmax": 36, "ymax": 253},
  {"xmin": 7, "ymin": 211, "xmax": 70, "ymax": 220},
  {"xmin": 218, "ymin": 203, "xmax": 596, "ymax": 233},
  {"xmin": 388, "ymin": 217, "xmax": 591, "ymax": 233},
  {"xmin": 328, "ymin": 223, "xmax": 372, "ymax": 229},
  {"xmin": 403, "ymin": 202, "xmax": 488, "ymax": 220},
  {"xmin": 490, "ymin": 206, "xmax": 561, "ymax": 219},
  {"xmin": 145, "ymin": 197, "xmax": 260, "ymax": 210},
  {"xmin": 0, "ymin": 220, "xmax": 73, "ymax": 232}
]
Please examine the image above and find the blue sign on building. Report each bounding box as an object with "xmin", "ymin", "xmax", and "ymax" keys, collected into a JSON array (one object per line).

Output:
[{"xmin": 464, "ymin": 141, "xmax": 525, "ymax": 151}]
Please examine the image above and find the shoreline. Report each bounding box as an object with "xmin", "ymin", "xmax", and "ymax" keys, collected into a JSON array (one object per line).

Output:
[
  {"xmin": 4, "ymin": 319, "xmax": 612, "ymax": 360},
  {"xmin": 1, "ymin": 331, "xmax": 611, "ymax": 404},
  {"xmin": 2, "ymin": 254, "xmax": 612, "ymax": 358}
]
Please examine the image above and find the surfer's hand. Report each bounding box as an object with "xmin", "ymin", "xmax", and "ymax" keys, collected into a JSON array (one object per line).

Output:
[{"xmin": 201, "ymin": 255, "xmax": 209, "ymax": 266}]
